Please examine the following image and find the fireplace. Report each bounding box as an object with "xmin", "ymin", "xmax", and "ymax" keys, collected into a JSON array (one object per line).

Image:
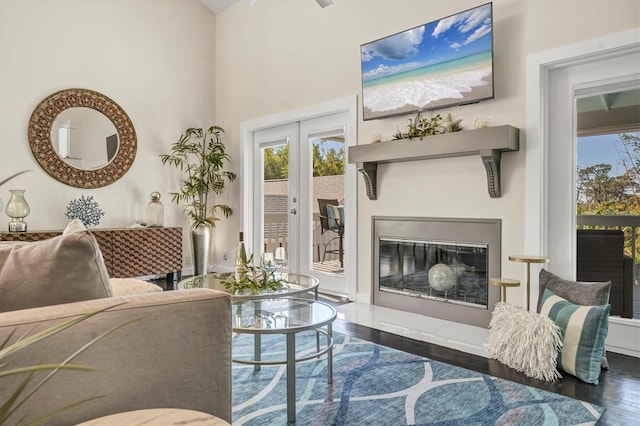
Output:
[{"xmin": 372, "ymin": 216, "xmax": 501, "ymax": 328}]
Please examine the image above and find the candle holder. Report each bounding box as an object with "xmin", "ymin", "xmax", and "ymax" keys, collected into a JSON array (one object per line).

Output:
[{"xmin": 5, "ymin": 189, "xmax": 30, "ymax": 232}]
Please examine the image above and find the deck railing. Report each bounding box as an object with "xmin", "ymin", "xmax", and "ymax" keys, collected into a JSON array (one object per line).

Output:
[{"xmin": 264, "ymin": 212, "xmax": 341, "ymax": 262}]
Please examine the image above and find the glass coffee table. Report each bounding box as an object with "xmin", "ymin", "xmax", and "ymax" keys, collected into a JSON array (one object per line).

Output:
[
  {"xmin": 177, "ymin": 271, "xmax": 319, "ymax": 300},
  {"xmin": 232, "ymin": 298, "xmax": 336, "ymax": 423}
]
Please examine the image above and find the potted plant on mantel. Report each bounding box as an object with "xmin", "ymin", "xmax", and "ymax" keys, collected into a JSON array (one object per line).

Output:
[{"xmin": 160, "ymin": 126, "xmax": 237, "ymax": 276}]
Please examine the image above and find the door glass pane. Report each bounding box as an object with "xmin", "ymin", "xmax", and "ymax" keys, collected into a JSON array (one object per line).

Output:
[
  {"xmin": 311, "ymin": 133, "xmax": 345, "ymax": 275},
  {"xmin": 263, "ymin": 143, "xmax": 289, "ymax": 256},
  {"xmin": 576, "ymin": 87, "xmax": 640, "ymax": 319}
]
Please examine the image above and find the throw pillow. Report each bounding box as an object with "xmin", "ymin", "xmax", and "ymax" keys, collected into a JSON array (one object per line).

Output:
[
  {"xmin": 538, "ymin": 269, "xmax": 611, "ymax": 369},
  {"xmin": 63, "ymin": 218, "xmax": 87, "ymax": 235},
  {"xmin": 540, "ymin": 289, "xmax": 610, "ymax": 385},
  {"xmin": 326, "ymin": 204, "xmax": 344, "ymax": 229},
  {"xmin": 537, "ymin": 269, "xmax": 611, "ymax": 311},
  {"xmin": 485, "ymin": 302, "xmax": 563, "ymax": 382},
  {"xmin": 0, "ymin": 232, "xmax": 113, "ymax": 313}
]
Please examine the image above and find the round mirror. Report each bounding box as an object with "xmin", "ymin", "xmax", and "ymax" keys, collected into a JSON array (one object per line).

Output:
[
  {"xmin": 28, "ymin": 88, "xmax": 136, "ymax": 188},
  {"xmin": 51, "ymin": 107, "xmax": 119, "ymax": 170}
]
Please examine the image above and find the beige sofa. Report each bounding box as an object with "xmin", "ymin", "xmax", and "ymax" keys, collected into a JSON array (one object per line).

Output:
[
  {"xmin": 0, "ymin": 229, "xmax": 232, "ymax": 423},
  {"xmin": 0, "ymin": 288, "xmax": 232, "ymax": 425}
]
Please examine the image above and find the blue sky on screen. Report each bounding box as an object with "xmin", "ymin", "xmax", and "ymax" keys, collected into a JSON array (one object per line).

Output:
[{"xmin": 361, "ymin": 3, "xmax": 492, "ymax": 81}]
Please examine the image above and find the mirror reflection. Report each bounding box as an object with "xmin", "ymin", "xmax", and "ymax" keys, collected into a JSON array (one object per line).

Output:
[
  {"xmin": 29, "ymin": 88, "xmax": 136, "ymax": 189},
  {"xmin": 51, "ymin": 107, "xmax": 119, "ymax": 170}
]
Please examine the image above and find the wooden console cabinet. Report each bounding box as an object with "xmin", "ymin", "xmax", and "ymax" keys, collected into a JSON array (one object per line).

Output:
[{"xmin": 1, "ymin": 227, "xmax": 182, "ymax": 285}]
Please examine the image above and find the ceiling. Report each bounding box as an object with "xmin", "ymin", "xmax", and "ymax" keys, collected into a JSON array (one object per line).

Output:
[
  {"xmin": 200, "ymin": 0, "xmax": 239, "ymax": 14},
  {"xmin": 577, "ymin": 89, "xmax": 640, "ymax": 136},
  {"xmin": 200, "ymin": 0, "xmax": 331, "ymax": 14},
  {"xmin": 577, "ymin": 89, "xmax": 640, "ymax": 113}
]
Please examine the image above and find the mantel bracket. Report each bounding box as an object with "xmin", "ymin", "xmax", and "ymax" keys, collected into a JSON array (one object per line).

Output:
[
  {"xmin": 480, "ymin": 149, "xmax": 501, "ymax": 198},
  {"xmin": 358, "ymin": 162, "xmax": 377, "ymax": 200}
]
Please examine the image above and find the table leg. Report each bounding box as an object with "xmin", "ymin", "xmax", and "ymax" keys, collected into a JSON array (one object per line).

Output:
[
  {"xmin": 314, "ymin": 288, "xmax": 320, "ymax": 353},
  {"xmin": 526, "ymin": 262, "xmax": 531, "ymax": 311},
  {"xmin": 254, "ymin": 334, "xmax": 261, "ymax": 372},
  {"xmin": 327, "ymin": 323, "xmax": 333, "ymax": 385},
  {"xmin": 286, "ymin": 333, "xmax": 296, "ymax": 423}
]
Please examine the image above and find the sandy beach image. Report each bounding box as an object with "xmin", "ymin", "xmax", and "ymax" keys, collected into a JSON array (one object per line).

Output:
[
  {"xmin": 362, "ymin": 54, "xmax": 493, "ymax": 120},
  {"xmin": 360, "ymin": 2, "xmax": 493, "ymax": 120}
]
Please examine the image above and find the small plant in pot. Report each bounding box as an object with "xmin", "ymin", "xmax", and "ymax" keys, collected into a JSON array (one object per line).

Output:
[{"xmin": 160, "ymin": 126, "xmax": 237, "ymax": 275}]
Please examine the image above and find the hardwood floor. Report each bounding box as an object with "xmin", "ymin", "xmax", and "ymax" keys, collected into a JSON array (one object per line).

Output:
[
  {"xmin": 153, "ymin": 275, "xmax": 638, "ymax": 424},
  {"xmin": 333, "ymin": 319, "xmax": 640, "ymax": 426}
]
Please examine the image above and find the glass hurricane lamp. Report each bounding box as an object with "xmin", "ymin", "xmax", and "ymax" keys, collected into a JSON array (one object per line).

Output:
[{"xmin": 5, "ymin": 189, "xmax": 30, "ymax": 232}]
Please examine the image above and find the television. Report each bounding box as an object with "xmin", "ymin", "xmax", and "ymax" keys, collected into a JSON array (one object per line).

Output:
[{"xmin": 360, "ymin": 3, "xmax": 494, "ymax": 121}]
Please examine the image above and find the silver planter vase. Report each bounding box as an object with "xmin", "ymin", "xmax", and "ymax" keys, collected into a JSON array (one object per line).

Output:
[{"xmin": 191, "ymin": 224, "xmax": 213, "ymax": 276}]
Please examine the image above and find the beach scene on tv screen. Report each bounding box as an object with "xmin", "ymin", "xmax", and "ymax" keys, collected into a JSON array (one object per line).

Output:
[{"xmin": 361, "ymin": 3, "xmax": 493, "ymax": 120}]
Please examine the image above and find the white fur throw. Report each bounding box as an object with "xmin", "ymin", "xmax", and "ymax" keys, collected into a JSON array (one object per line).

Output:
[{"xmin": 485, "ymin": 302, "xmax": 563, "ymax": 382}]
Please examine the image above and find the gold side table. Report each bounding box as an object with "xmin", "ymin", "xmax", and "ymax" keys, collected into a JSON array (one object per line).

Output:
[
  {"xmin": 508, "ymin": 255, "xmax": 550, "ymax": 311},
  {"xmin": 489, "ymin": 278, "xmax": 520, "ymax": 303}
]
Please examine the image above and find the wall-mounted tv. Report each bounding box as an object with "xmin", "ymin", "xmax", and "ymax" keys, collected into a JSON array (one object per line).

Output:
[{"xmin": 360, "ymin": 3, "xmax": 494, "ymax": 121}]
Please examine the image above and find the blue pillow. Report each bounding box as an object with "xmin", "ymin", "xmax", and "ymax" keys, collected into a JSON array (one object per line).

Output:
[{"xmin": 540, "ymin": 288, "xmax": 610, "ymax": 384}]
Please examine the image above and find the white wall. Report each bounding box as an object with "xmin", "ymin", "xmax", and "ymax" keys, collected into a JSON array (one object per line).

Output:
[
  {"xmin": 1, "ymin": 0, "xmax": 638, "ymax": 285},
  {"xmin": 215, "ymin": 0, "xmax": 640, "ymax": 304},
  {"xmin": 0, "ymin": 0, "xmax": 216, "ymax": 268}
]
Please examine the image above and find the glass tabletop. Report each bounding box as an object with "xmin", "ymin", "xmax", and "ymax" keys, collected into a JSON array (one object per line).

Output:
[
  {"xmin": 232, "ymin": 298, "xmax": 336, "ymax": 333},
  {"xmin": 177, "ymin": 271, "xmax": 319, "ymax": 300}
]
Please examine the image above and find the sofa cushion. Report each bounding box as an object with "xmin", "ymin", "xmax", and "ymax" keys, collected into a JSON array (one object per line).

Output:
[
  {"xmin": 540, "ymin": 288, "xmax": 610, "ymax": 385},
  {"xmin": 110, "ymin": 278, "xmax": 163, "ymax": 296},
  {"xmin": 0, "ymin": 231, "xmax": 112, "ymax": 313},
  {"xmin": 63, "ymin": 218, "xmax": 88, "ymax": 235}
]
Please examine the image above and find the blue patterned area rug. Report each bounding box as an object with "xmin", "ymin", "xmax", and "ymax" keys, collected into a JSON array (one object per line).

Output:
[{"xmin": 232, "ymin": 332, "xmax": 604, "ymax": 425}]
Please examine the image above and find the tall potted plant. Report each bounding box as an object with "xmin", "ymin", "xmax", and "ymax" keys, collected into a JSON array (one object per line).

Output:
[{"xmin": 160, "ymin": 126, "xmax": 236, "ymax": 275}]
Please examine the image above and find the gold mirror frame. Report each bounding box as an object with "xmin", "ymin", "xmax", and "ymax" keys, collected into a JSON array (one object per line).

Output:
[{"xmin": 28, "ymin": 88, "xmax": 137, "ymax": 188}]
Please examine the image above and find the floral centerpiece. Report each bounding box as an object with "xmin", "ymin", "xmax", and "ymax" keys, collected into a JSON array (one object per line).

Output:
[{"xmin": 221, "ymin": 253, "xmax": 283, "ymax": 294}]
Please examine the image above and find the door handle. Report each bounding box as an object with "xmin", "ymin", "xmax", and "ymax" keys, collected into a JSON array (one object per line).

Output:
[{"xmin": 290, "ymin": 208, "xmax": 297, "ymax": 215}]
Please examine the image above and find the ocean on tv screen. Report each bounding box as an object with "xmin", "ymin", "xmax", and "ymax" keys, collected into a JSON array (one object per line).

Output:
[{"xmin": 361, "ymin": 3, "xmax": 494, "ymax": 120}]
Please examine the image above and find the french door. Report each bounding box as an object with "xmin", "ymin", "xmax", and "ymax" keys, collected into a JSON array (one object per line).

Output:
[{"xmin": 246, "ymin": 103, "xmax": 356, "ymax": 299}]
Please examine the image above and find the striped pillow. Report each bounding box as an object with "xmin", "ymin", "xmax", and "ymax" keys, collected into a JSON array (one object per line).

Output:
[{"xmin": 540, "ymin": 288, "xmax": 610, "ymax": 384}]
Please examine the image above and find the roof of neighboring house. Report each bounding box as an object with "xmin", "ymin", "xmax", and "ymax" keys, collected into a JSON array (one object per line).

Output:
[{"xmin": 264, "ymin": 175, "xmax": 344, "ymax": 213}]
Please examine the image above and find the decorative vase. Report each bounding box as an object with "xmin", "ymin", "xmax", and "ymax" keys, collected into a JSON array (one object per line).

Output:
[
  {"xmin": 191, "ymin": 224, "xmax": 213, "ymax": 276},
  {"xmin": 145, "ymin": 191, "xmax": 164, "ymax": 227},
  {"xmin": 5, "ymin": 189, "xmax": 30, "ymax": 232},
  {"xmin": 428, "ymin": 263, "xmax": 456, "ymax": 292}
]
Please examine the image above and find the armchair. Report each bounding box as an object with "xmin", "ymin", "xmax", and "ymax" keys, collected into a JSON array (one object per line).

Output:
[{"xmin": 318, "ymin": 198, "xmax": 344, "ymax": 268}]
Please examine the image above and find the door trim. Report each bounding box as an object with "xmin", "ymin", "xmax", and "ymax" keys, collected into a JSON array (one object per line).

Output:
[
  {"xmin": 240, "ymin": 95, "xmax": 358, "ymax": 300},
  {"xmin": 525, "ymin": 28, "xmax": 640, "ymax": 356}
]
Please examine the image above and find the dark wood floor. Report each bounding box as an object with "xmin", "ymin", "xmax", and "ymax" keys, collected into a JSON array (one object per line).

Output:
[
  {"xmin": 154, "ymin": 276, "xmax": 639, "ymax": 424},
  {"xmin": 333, "ymin": 319, "xmax": 640, "ymax": 426}
]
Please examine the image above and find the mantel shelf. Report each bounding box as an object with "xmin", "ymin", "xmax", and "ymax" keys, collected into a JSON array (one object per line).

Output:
[{"xmin": 347, "ymin": 125, "xmax": 520, "ymax": 199}]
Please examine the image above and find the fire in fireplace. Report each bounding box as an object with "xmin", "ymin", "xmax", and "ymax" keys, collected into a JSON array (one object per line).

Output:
[{"xmin": 373, "ymin": 216, "xmax": 501, "ymax": 328}]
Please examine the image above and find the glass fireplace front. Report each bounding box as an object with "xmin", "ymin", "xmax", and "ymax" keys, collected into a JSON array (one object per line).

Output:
[{"xmin": 379, "ymin": 239, "xmax": 488, "ymax": 308}]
